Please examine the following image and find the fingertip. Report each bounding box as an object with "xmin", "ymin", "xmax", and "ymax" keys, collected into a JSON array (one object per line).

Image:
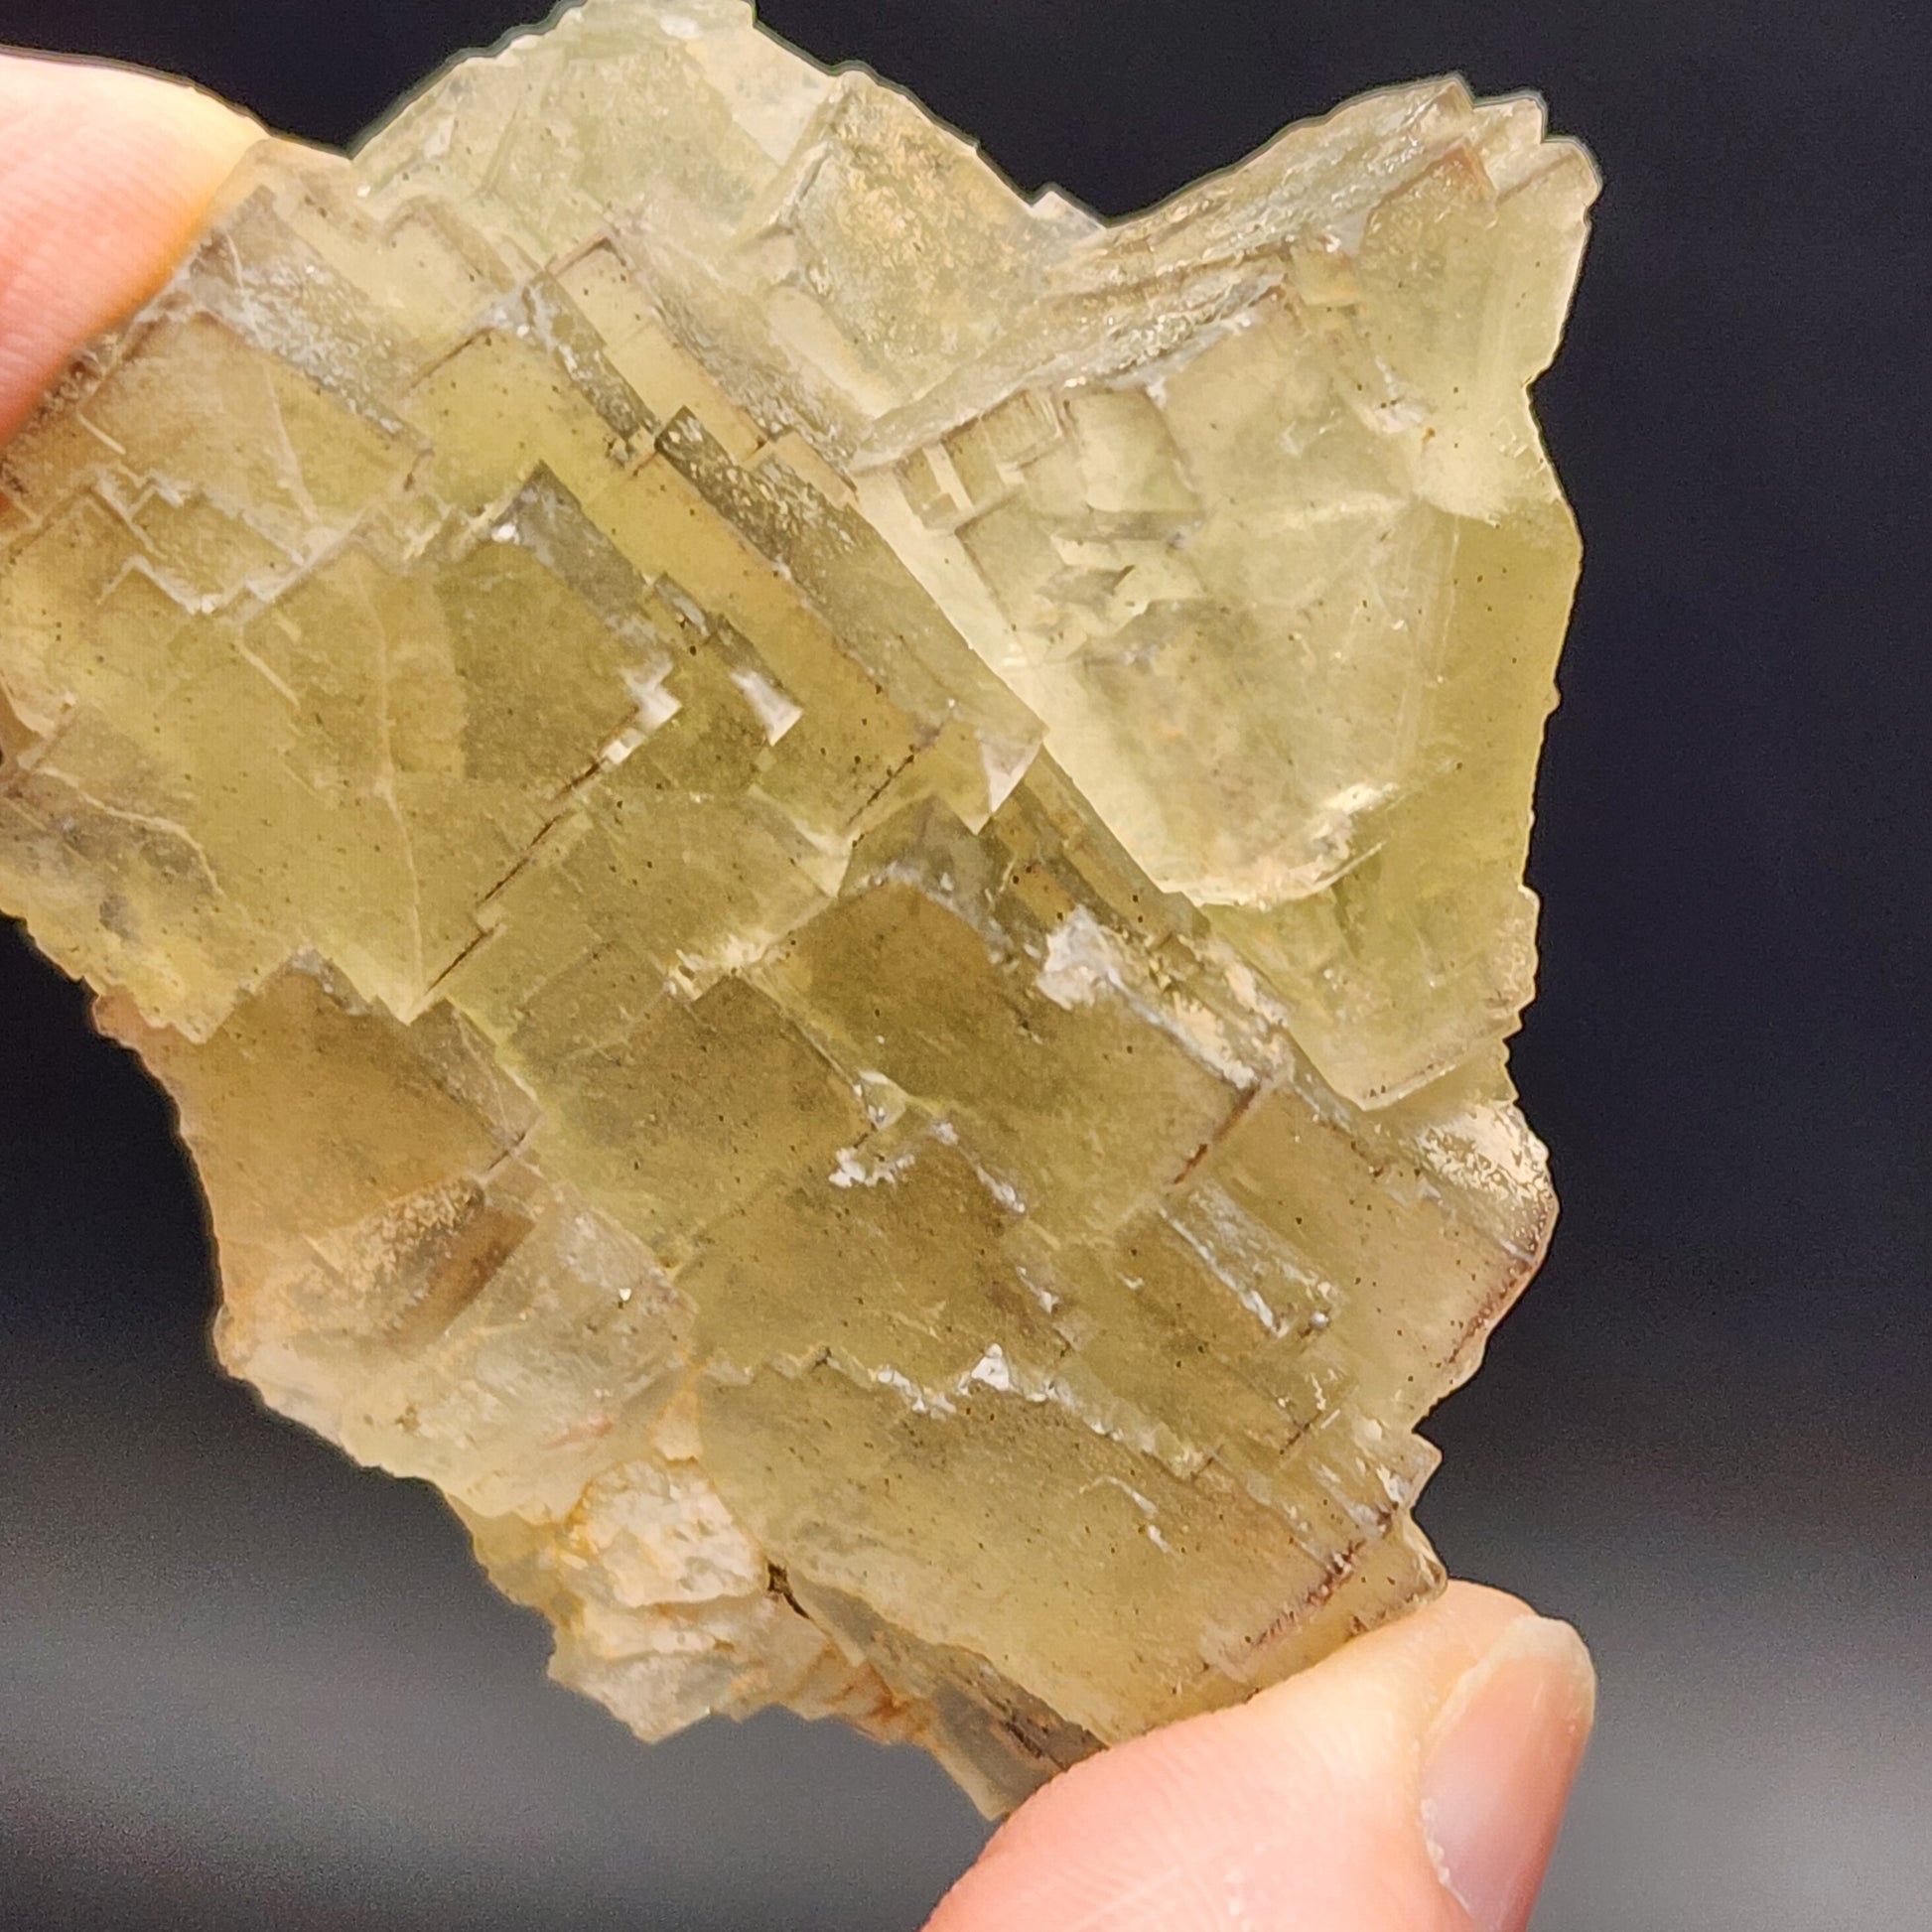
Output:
[
  {"xmin": 1420, "ymin": 1610, "xmax": 1595, "ymax": 1932},
  {"xmin": 0, "ymin": 50, "xmax": 261, "ymax": 153},
  {"xmin": 927, "ymin": 1585, "xmax": 1593, "ymax": 1932},
  {"xmin": 0, "ymin": 50, "xmax": 262, "ymax": 438}
]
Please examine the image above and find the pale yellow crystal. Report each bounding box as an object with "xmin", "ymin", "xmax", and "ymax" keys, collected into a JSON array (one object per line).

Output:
[{"xmin": 0, "ymin": 0, "xmax": 1592, "ymax": 1813}]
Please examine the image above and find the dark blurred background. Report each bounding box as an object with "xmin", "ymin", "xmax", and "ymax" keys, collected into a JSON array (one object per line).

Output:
[{"xmin": 1, "ymin": 2, "xmax": 1927, "ymax": 1927}]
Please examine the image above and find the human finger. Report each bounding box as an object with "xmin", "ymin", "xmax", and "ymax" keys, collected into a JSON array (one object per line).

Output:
[
  {"xmin": 927, "ymin": 1582, "xmax": 1595, "ymax": 1932},
  {"xmin": 0, "ymin": 50, "xmax": 259, "ymax": 439}
]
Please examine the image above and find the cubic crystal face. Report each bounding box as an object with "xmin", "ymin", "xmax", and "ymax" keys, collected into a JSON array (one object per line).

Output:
[{"xmin": 0, "ymin": 0, "xmax": 1593, "ymax": 1812}]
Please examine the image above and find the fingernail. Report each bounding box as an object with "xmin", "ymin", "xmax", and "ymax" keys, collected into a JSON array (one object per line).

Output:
[{"xmin": 1420, "ymin": 1614, "xmax": 1596, "ymax": 1932}]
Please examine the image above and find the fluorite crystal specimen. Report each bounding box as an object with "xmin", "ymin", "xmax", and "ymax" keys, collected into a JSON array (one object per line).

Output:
[{"xmin": 0, "ymin": 0, "xmax": 1593, "ymax": 1812}]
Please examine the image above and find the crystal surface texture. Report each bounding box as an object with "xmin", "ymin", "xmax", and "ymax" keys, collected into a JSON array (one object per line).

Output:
[{"xmin": 0, "ymin": 0, "xmax": 1593, "ymax": 1812}]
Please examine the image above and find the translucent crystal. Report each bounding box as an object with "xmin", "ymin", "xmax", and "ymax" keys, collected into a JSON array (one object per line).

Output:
[{"xmin": 0, "ymin": 0, "xmax": 1592, "ymax": 1812}]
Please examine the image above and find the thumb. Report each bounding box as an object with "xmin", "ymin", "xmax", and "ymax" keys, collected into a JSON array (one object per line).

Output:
[
  {"xmin": 0, "ymin": 50, "xmax": 260, "ymax": 439},
  {"xmin": 927, "ymin": 1583, "xmax": 1595, "ymax": 1932}
]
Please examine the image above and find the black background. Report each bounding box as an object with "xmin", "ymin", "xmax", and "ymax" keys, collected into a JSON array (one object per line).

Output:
[{"xmin": 2, "ymin": 3, "xmax": 1928, "ymax": 1928}]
